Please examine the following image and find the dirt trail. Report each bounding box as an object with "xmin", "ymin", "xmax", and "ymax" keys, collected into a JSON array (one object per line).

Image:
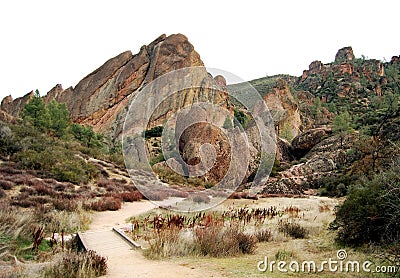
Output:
[{"xmin": 82, "ymin": 201, "xmax": 222, "ymax": 278}]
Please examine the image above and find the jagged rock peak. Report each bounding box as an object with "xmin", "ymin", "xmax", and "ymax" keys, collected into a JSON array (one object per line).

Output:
[
  {"xmin": 335, "ymin": 46, "xmax": 355, "ymax": 63},
  {"xmin": 1, "ymin": 91, "xmax": 34, "ymax": 117}
]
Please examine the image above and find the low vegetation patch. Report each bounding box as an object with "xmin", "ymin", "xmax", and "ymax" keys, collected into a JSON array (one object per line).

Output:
[
  {"xmin": 43, "ymin": 250, "xmax": 107, "ymax": 278},
  {"xmin": 127, "ymin": 204, "xmax": 315, "ymax": 259}
]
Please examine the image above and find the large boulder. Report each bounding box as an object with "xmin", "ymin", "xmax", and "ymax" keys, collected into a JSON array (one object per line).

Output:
[
  {"xmin": 291, "ymin": 127, "xmax": 331, "ymax": 158},
  {"xmin": 276, "ymin": 138, "xmax": 294, "ymax": 163}
]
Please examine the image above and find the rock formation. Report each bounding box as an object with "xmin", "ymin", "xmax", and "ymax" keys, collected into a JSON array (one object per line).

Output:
[
  {"xmin": 1, "ymin": 34, "xmax": 229, "ymax": 140},
  {"xmin": 335, "ymin": 46, "xmax": 355, "ymax": 63},
  {"xmin": 296, "ymin": 46, "xmax": 386, "ymax": 100},
  {"xmin": 263, "ymin": 79, "xmax": 301, "ymax": 139},
  {"xmin": 291, "ymin": 127, "xmax": 332, "ymax": 158},
  {"xmin": 1, "ymin": 92, "xmax": 34, "ymax": 117}
]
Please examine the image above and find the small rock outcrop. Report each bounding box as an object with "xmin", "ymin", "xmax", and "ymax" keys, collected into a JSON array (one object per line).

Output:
[{"xmin": 335, "ymin": 46, "xmax": 355, "ymax": 63}]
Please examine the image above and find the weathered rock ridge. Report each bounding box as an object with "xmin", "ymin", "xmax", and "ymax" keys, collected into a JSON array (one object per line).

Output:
[{"xmin": 1, "ymin": 34, "xmax": 230, "ymax": 140}]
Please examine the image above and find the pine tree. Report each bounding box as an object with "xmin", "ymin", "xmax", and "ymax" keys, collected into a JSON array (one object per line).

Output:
[
  {"xmin": 332, "ymin": 111, "xmax": 352, "ymax": 148},
  {"xmin": 47, "ymin": 100, "xmax": 70, "ymax": 137},
  {"xmin": 20, "ymin": 90, "xmax": 50, "ymax": 131}
]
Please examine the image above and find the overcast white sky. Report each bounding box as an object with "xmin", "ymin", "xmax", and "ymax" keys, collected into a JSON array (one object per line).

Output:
[{"xmin": 0, "ymin": 0, "xmax": 399, "ymax": 100}]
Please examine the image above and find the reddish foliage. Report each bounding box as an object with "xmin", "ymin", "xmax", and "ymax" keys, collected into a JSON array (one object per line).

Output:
[
  {"xmin": 33, "ymin": 184, "xmax": 57, "ymax": 197},
  {"xmin": 11, "ymin": 174, "xmax": 31, "ymax": 185},
  {"xmin": 114, "ymin": 191, "xmax": 143, "ymax": 202},
  {"xmin": 88, "ymin": 197, "xmax": 122, "ymax": 211},
  {"xmin": 0, "ymin": 179, "xmax": 14, "ymax": 190},
  {"xmin": 52, "ymin": 198, "xmax": 79, "ymax": 212}
]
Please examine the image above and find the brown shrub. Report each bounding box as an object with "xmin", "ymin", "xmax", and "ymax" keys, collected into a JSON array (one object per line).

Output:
[
  {"xmin": 229, "ymin": 192, "xmax": 246, "ymax": 199},
  {"xmin": 279, "ymin": 220, "xmax": 308, "ymax": 239},
  {"xmin": 44, "ymin": 250, "xmax": 107, "ymax": 277},
  {"xmin": 170, "ymin": 190, "xmax": 189, "ymax": 198},
  {"xmin": 143, "ymin": 190, "xmax": 169, "ymax": 201},
  {"xmin": 33, "ymin": 184, "xmax": 57, "ymax": 197},
  {"xmin": 192, "ymin": 193, "xmax": 210, "ymax": 204},
  {"xmin": 29, "ymin": 196, "xmax": 51, "ymax": 204},
  {"xmin": 27, "ymin": 178, "xmax": 46, "ymax": 187},
  {"xmin": 114, "ymin": 191, "xmax": 143, "ymax": 202},
  {"xmin": 11, "ymin": 194, "xmax": 38, "ymax": 208},
  {"xmin": 255, "ymin": 228, "xmax": 273, "ymax": 242},
  {"xmin": 195, "ymin": 224, "xmax": 256, "ymax": 257},
  {"xmin": 0, "ymin": 166, "xmax": 23, "ymax": 175},
  {"xmin": 0, "ymin": 179, "xmax": 14, "ymax": 190},
  {"xmin": 53, "ymin": 183, "xmax": 67, "ymax": 191},
  {"xmin": 20, "ymin": 186, "xmax": 36, "ymax": 195},
  {"xmin": 237, "ymin": 232, "xmax": 257, "ymax": 254},
  {"xmin": 229, "ymin": 192, "xmax": 258, "ymax": 200},
  {"xmin": 52, "ymin": 198, "xmax": 79, "ymax": 212},
  {"xmin": 122, "ymin": 183, "xmax": 137, "ymax": 192},
  {"xmin": 89, "ymin": 197, "xmax": 122, "ymax": 211},
  {"xmin": 12, "ymin": 174, "xmax": 31, "ymax": 185}
]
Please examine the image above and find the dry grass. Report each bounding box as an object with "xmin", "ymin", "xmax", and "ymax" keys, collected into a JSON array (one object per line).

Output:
[
  {"xmin": 42, "ymin": 250, "xmax": 107, "ymax": 278},
  {"xmin": 135, "ymin": 197, "xmax": 393, "ymax": 277},
  {"xmin": 172, "ymin": 197, "xmax": 397, "ymax": 277}
]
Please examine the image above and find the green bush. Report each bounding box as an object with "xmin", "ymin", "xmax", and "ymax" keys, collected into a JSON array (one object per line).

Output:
[
  {"xmin": 234, "ymin": 109, "xmax": 252, "ymax": 130},
  {"xmin": 150, "ymin": 153, "xmax": 165, "ymax": 166},
  {"xmin": 14, "ymin": 146, "xmax": 99, "ymax": 184},
  {"xmin": 0, "ymin": 125, "xmax": 21, "ymax": 156},
  {"xmin": 144, "ymin": 126, "xmax": 163, "ymax": 138},
  {"xmin": 330, "ymin": 162, "xmax": 400, "ymax": 246},
  {"xmin": 70, "ymin": 124, "xmax": 103, "ymax": 148},
  {"xmin": 223, "ymin": 115, "xmax": 233, "ymax": 129}
]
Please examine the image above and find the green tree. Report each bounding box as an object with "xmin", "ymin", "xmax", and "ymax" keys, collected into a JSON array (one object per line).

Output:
[
  {"xmin": 47, "ymin": 100, "xmax": 70, "ymax": 137},
  {"xmin": 234, "ymin": 109, "xmax": 251, "ymax": 130},
  {"xmin": 20, "ymin": 90, "xmax": 49, "ymax": 131},
  {"xmin": 310, "ymin": 97, "xmax": 322, "ymax": 118},
  {"xmin": 70, "ymin": 124, "xmax": 103, "ymax": 148},
  {"xmin": 332, "ymin": 111, "xmax": 352, "ymax": 148},
  {"xmin": 144, "ymin": 126, "xmax": 163, "ymax": 138}
]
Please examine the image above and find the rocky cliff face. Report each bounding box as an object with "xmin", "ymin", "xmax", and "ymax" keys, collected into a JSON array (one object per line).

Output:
[
  {"xmin": 1, "ymin": 92, "xmax": 34, "ymax": 117},
  {"xmin": 48, "ymin": 34, "xmax": 211, "ymax": 138},
  {"xmin": 1, "ymin": 34, "xmax": 226, "ymax": 140},
  {"xmin": 263, "ymin": 79, "xmax": 301, "ymax": 139}
]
